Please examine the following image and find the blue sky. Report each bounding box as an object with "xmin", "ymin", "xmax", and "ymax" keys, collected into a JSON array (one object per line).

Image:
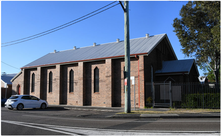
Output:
[{"xmin": 1, "ymin": 1, "xmax": 204, "ymax": 76}]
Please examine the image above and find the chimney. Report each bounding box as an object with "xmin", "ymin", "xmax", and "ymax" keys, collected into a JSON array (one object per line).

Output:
[
  {"xmin": 93, "ymin": 42, "xmax": 96, "ymax": 46},
  {"xmin": 54, "ymin": 50, "xmax": 56, "ymax": 53},
  {"xmin": 73, "ymin": 46, "xmax": 76, "ymax": 50},
  {"xmin": 146, "ymin": 33, "xmax": 149, "ymax": 38},
  {"xmin": 116, "ymin": 38, "xmax": 120, "ymax": 43}
]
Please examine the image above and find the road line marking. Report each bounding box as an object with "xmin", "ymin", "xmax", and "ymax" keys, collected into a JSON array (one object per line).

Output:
[
  {"xmin": 1, "ymin": 120, "xmax": 80, "ymax": 135},
  {"xmin": 2, "ymin": 119, "xmax": 220, "ymax": 135}
]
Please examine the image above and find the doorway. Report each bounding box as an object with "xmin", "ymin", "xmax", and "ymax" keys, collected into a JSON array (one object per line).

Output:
[{"xmin": 17, "ymin": 84, "xmax": 21, "ymax": 95}]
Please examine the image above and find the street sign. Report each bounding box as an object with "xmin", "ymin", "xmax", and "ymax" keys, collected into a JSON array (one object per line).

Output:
[
  {"xmin": 130, "ymin": 76, "xmax": 135, "ymax": 85},
  {"xmin": 124, "ymin": 79, "xmax": 127, "ymax": 86}
]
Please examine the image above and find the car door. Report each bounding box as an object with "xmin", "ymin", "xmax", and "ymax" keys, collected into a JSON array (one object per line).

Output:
[
  {"xmin": 30, "ymin": 96, "xmax": 41, "ymax": 108},
  {"xmin": 21, "ymin": 96, "xmax": 32, "ymax": 108}
]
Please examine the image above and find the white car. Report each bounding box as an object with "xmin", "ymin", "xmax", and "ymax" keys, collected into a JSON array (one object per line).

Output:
[{"xmin": 5, "ymin": 95, "xmax": 48, "ymax": 110}]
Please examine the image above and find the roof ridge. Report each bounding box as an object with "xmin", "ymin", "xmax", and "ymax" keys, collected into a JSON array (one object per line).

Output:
[
  {"xmin": 131, "ymin": 33, "xmax": 166, "ymax": 40},
  {"xmin": 51, "ymin": 33, "xmax": 166, "ymax": 53}
]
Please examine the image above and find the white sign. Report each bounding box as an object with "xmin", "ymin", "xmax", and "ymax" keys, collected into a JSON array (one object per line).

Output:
[
  {"xmin": 4, "ymin": 83, "xmax": 7, "ymax": 88},
  {"xmin": 130, "ymin": 76, "xmax": 135, "ymax": 85}
]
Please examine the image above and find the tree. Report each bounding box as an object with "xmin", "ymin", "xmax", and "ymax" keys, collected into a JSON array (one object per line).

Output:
[
  {"xmin": 204, "ymin": 67, "xmax": 215, "ymax": 83},
  {"xmin": 204, "ymin": 65, "xmax": 220, "ymax": 83},
  {"xmin": 173, "ymin": 1, "xmax": 220, "ymax": 83}
]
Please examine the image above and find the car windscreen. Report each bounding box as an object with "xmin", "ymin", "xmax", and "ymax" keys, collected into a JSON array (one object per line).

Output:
[{"xmin": 9, "ymin": 96, "xmax": 19, "ymax": 99}]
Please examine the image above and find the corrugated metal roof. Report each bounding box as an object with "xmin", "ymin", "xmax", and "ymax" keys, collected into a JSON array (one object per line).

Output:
[
  {"xmin": 1, "ymin": 73, "xmax": 17, "ymax": 84},
  {"xmin": 155, "ymin": 59, "xmax": 197, "ymax": 74},
  {"xmin": 22, "ymin": 33, "xmax": 176, "ymax": 68}
]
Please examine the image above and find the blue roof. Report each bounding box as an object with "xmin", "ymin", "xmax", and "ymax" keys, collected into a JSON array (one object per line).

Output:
[
  {"xmin": 1, "ymin": 74, "xmax": 17, "ymax": 84},
  {"xmin": 155, "ymin": 59, "xmax": 198, "ymax": 75},
  {"xmin": 22, "ymin": 33, "xmax": 177, "ymax": 68}
]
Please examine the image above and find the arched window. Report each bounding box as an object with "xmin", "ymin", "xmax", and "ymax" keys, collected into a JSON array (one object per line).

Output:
[
  {"xmin": 69, "ymin": 70, "xmax": 74, "ymax": 93},
  {"xmin": 31, "ymin": 73, "xmax": 35, "ymax": 92},
  {"xmin": 94, "ymin": 67, "xmax": 99, "ymax": 93},
  {"xmin": 49, "ymin": 71, "xmax": 53, "ymax": 93}
]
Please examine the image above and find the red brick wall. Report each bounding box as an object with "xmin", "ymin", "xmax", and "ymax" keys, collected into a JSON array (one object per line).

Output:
[
  {"xmin": 112, "ymin": 57, "xmax": 141, "ymax": 108},
  {"xmin": 35, "ymin": 67, "xmax": 41, "ymax": 98},
  {"xmin": 105, "ymin": 59, "xmax": 112, "ymax": 107},
  {"xmin": 39, "ymin": 66, "xmax": 59, "ymax": 105},
  {"xmin": 12, "ymin": 52, "xmax": 174, "ymax": 109},
  {"xmin": 46, "ymin": 65, "xmax": 60, "ymax": 105},
  {"xmin": 12, "ymin": 71, "xmax": 24, "ymax": 95},
  {"xmin": 138, "ymin": 56, "xmax": 145, "ymax": 108},
  {"xmin": 63, "ymin": 63, "xmax": 83, "ymax": 106},
  {"xmin": 91, "ymin": 61, "xmax": 106, "ymax": 107},
  {"xmin": 78, "ymin": 62, "xmax": 84, "ymax": 106}
]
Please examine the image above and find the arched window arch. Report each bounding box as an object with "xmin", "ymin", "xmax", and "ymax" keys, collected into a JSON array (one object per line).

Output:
[
  {"xmin": 69, "ymin": 69, "xmax": 74, "ymax": 93},
  {"xmin": 49, "ymin": 71, "xmax": 53, "ymax": 93},
  {"xmin": 94, "ymin": 67, "xmax": 99, "ymax": 93},
  {"xmin": 31, "ymin": 73, "xmax": 35, "ymax": 92}
]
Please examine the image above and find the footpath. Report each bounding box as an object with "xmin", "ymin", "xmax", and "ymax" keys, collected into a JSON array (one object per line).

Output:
[{"xmin": 48, "ymin": 105, "xmax": 220, "ymax": 119}]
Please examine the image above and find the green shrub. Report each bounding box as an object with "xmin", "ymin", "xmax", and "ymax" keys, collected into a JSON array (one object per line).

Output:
[
  {"xmin": 146, "ymin": 97, "xmax": 152, "ymax": 104},
  {"xmin": 181, "ymin": 93, "xmax": 220, "ymax": 109}
]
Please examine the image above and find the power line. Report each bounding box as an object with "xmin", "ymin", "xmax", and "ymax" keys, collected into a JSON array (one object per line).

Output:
[
  {"xmin": 1, "ymin": 1, "xmax": 117, "ymax": 45},
  {"xmin": 2, "ymin": 1, "xmax": 119, "ymax": 47},
  {"xmin": 1, "ymin": 61, "xmax": 20, "ymax": 70}
]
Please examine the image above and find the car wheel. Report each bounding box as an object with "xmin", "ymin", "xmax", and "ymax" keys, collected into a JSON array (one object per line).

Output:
[
  {"xmin": 17, "ymin": 104, "xmax": 24, "ymax": 110},
  {"xmin": 41, "ymin": 103, "xmax": 47, "ymax": 109}
]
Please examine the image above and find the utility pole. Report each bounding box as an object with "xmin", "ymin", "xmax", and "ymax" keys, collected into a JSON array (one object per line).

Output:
[{"xmin": 120, "ymin": 1, "xmax": 131, "ymax": 113}]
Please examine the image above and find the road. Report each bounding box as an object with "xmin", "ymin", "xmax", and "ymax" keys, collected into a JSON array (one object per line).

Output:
[{"xmin": 1, "ymin": 107, "xmax": 220, "ymax": 135}]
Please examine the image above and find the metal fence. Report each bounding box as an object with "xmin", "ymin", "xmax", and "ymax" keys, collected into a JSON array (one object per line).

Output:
[
  {"xmin": 146, "ymin": 82, "xmax": 220, "ymax": 109},
  {"xmin": 171, "ymin": 83, "xmax": 220, "ymax": 109}
]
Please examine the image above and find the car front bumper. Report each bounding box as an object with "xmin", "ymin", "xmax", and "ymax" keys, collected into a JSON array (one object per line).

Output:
[{"xmin": 5, "ymin": 103, "xmax": 17, "ymax": 109}]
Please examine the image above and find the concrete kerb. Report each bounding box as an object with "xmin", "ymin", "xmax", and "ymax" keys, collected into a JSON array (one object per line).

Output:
[{"xmin": 111, "ymin": 114, "xmax": 220, "ymax": 118}]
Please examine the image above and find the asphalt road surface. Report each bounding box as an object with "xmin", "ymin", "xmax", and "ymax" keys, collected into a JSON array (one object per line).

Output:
[{"xmin": 1, "ymin": 107, "xmax": 220, "ymax": 135}]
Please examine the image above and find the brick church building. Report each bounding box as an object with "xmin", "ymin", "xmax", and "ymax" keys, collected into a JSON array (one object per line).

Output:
[{"xmin": 11, "ymin": 33, "xmax": 199, "ymax": 108}]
